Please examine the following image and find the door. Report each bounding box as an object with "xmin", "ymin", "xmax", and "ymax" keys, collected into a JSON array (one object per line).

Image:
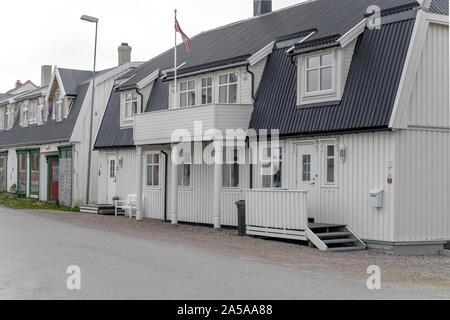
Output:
[
  {"xmin": 48, "ymin": 158, "xmax": 59, "ymax": 202},
  {"xmin": 107, "ymin": 156, "xmax": 117, "ymax": 204},
  {"xmin": 296, "ymin": 143, "xmax": 318, "ymax": 217},
  {"xmin": 17, "ymin": 151, "xmax": 27, "ymax": 196},
  {"xmin": 0, "ymin": 153, "xmax": 7, "ymax": 192}
]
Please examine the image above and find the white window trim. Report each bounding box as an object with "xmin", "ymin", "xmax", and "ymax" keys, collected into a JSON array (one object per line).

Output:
[
  {"xmin": 200, "ymin": 76, "xmax": 213, "ymax": 105},
  {"xmin": 55, "ymin": 92, "xmax": 63, "ymax": 122},
  {"xmin": 260, "ymin": 145, "xmax": 283, "ymax": 189},
  {"xmin": 218, "ymin": 72, "xmax": 239, "ymax": 104},
  {"xmin": 322, "ymin": 142, "xmax": 338, "ymax": 187},
  {"xmin": 222, "ymin": 147, "xmax": 240, "ymax": 189},
  {"xmin": 144, "ymin": 151, "xmax": 161, "ymax": 190},
  {"xmin": 121, "ymin": 91, "xmax": 140, "ymax": 128},
  {"xmin": 305, "ymin": 52, "xmax": 335, "ymax": 96},
  {"xmin": 177, "ymin": 149, "xmax": 192, "ymax": 189},
  {"xmin": 179, "ymin": 80, "xmax": 196, "ymax": 108},
  {"xmin": 124, "ymin": 92, "xmax": 138, "ymax": 121}
]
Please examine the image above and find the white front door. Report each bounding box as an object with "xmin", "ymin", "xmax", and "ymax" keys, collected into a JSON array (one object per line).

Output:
[
  {"xmin": 107, "ymin": 156, "xmax": 117, "ymax": 204},
  {"xmin": 296, "ymin": 143, "xmax": 318, "ymax": 218}
]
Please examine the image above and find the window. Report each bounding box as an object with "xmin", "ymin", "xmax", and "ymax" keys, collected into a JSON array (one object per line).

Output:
[
  {"xmin": 37, "ymin": 97, "xmax": 45, "ymax": 125},
  {"xmin": 22, "ymin": 101, "xmax": 29, "ymax": 126},
  {"xmin": 55, "ymin": 91, "xmax": 63, "ymax": 121},
  {"xmin": 109, "ymin": 159, "xmax": 116, "ymax": 179},
  {"xmin": 222, "ymin": 149, "xmax": 239, "ymax": 188},
  {"xmin": 5, "ymin": 104, "xmax": 10, "ymax": 130},
  {"xmin": 219, "ymin": 73, "xmax": 238, "ymax": 104},
  {"xmin": 326, "ymin": 145, "xmax": 335, "ymax": 184},
  {"xmin": 125, "ymin": 93, "xmax": 138, "ymax": 119},
  {"xmin": 262, "ymin": 147, "xmax": 282, "ymax": 188},
  {"xmin": 0, "ymin": 152, "xmax": 7, "ymax": 191},
  {"xmin": 146, "ymin": 153, "xmax": 160, "ymax": 187},
  {"xmin": 201, "ymin": 77, "xmax": 212, "ymax": 105},
  {"xmin": 29, "ymin": 151, "xmax": 39, "ymax": 195},
  {"xmin": 0, "ymin": 107, "xmax": 4, "ymax": 130},
  {"xmin": 306, "ymin": 53, "xmax": 333, "ymax": 93},
  {"xmin": 302, "ymin": 154, "xmax": 311, "ymax": 181},
  {"xmin": 177, "ymin": 150, "xmax": 191, "ymax": 187},
  {"xmin": 180, "ymin": 80, "xmax": 196, "ymax": 107},
  {"xmin": 28, "ymin": 99, "xmax": 37, "ymax": 123}
]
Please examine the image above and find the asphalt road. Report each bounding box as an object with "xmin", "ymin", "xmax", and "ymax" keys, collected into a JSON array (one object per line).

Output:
[{"xmin": 0, "ymin": 207, "xmax": 430, "ymax": 300}]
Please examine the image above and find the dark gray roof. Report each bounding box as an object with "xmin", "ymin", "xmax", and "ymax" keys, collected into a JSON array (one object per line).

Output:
[
  {"xmin": 59, "ymin": 68, "xmax": 93, "ymax": 96},
  {"xmin": 0, "ymin": 94, "xmax": 11, "ymax": 101},
  {"xmin": 146, "ymin": 78, "xmax": 169, "ymax": 112},
  {"xmin": 249, "ymin": 13, "xmax": 416, "ymax": 136},
  {"xmin": 428, "ymin": 0, "xmax": 449, "ymax": 14},
  {"xmin": 94, "ymin": 83, "xmax": 134, "ymax": 149},
  {"xmin": 0, "ymin": 83, "xmax": 89, "ymax": 148},
  {"xmin": 116, "ymin": 0, "xmax": 419, "ymax": 91}
]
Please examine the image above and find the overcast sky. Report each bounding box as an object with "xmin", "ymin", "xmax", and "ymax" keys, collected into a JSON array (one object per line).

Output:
[{"xmin": 0, "ymin": 0, "xmax": 306, "ymax": 92}]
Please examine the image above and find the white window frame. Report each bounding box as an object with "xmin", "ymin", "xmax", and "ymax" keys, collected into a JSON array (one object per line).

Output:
[
  {"xmin": 222, "ymin": 148, "xmax": 240, "ymax": 189},
  {"xmin": 5, "ymin": 104, "xmax": 11, "ymax": 130},
  {"xmin": 145, "ymin": 152, "xmax": 160, "ymax": 188},
  {"xmin": 261, "ymin": 146, "xmax": 283, "ymax": 189},
  {"xmin": 200, "ymin": 76, "xmax": 213, "ymax": 105},
  {"xmin": 37, "ymin": 97, "xmax": 45, "ymax": 125},
  {"xmin": 305, "ymin": 52, "xmax": 334, "ymax": 95},
  {"xmin": 323, "ymin": 143, "xmax": 337, "ymax": 186},
  {"xmin": 179, "ymin": 80, "xmax": 196, "ymax": 108},
  {"xmin": 21, "ymin": 101, "xmax": 29, "ymax": 127},
  {"xmin": 124, "ymin": 92, "xmax": 138, "ymax": 120},
  {"xmin": 28, "ymin": 99, "xmax": 37, "ymax": 124},
  {"xmin": 55, "ymin": 91, "xmax": 63, "ymax": 122},
  {"xmin": 177, "ymin": 149, "xmax": 192, "ymax": 188},
  {"xmin": 0, "ymin": 106, "xmax": 4, "ymax": 130},
  {"xmin": 218, "ymin": 72, "xmax": 239, "ymax": 104}
]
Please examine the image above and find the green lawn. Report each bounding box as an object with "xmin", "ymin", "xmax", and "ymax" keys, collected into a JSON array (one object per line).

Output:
[{"xmin": 0, "ymin": 192, "xmax": 80, "ymax": 212}]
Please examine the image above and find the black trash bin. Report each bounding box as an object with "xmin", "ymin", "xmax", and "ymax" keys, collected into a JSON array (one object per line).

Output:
[{"xmin": 235, "ymin": 200, "xmax": 246, "ymax": 237}]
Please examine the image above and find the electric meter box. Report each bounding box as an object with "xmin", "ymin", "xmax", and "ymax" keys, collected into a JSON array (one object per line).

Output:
[{"xmin": 370, "ymin": 189, "xmax": 383, "ymax": 208}]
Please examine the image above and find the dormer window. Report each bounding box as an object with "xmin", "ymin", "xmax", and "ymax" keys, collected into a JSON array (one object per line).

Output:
[
  {"xmin": 125, "ymin": 92, "xmax": 138, "ymax": 119},
  {"xmin": 55, "ymin": 91, "xmax": 63, "ymax": 122},
  {"xmin": 306, "ymin": 53, "xmax": 333, "ymax": 93},
  {"xmin": 219, "ymin": 73, "xmax": 238, "ymax": 104},
  {"xmin": 21, "ymin": 101, "xmax": 29, "ymax": 127},
  {"xmin": 37, "ymin": 97, "xmax": 45, "ymax": 125},
  {"xmin": 5, "ymin": 105, "xmax": 10, "ymax": 130},
  {"xmin": 28, "ymin": 99, "xmax": 37, "ymax": 124},
  {"xmin": 179, "ymin": 80, "xmax": 196, "ymax": 108}
]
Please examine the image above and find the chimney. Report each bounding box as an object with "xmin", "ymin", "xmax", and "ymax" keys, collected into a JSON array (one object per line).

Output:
[
  {"xmin": 118, "ymin": 43, "xmax": 132, "ymax": 66},
  {"xmin": 15, "ymin": 80, "xmax": 22, "ymax": 88},
  {"xmin": 41, "ymin": 65, "xmax": 52, "ymax": 86},
  {"xmin": 254, "ymin": 0, "xmax": 272, "ymax": 16}
]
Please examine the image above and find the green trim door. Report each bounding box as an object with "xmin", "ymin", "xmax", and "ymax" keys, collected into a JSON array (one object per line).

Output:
[
  {"xmin": 0, "ymin": 151, "xmax": 7, "ymax": 192},
  {"xmin": 29, "ymin": 149, "xmax": 40, "ymax": 197},
  {"xmin": 16, "ymin": 150, "xmax": 27, "ymax": 196}
]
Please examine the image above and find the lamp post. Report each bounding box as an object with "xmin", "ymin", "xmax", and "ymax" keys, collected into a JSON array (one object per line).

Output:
[{"xmin": 81, "ymin": 15, "xmax": 98, "ymax": 205}]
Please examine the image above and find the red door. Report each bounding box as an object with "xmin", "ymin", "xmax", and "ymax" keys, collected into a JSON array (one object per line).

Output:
[{"xmin": 49, "ymin": 158, "xmax": 59, "ymax": 202}]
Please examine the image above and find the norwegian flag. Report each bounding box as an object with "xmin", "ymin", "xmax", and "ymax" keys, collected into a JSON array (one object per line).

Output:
[{"xmin": 175, "ymin": 18, "xmax": 191, "ymax": 53}]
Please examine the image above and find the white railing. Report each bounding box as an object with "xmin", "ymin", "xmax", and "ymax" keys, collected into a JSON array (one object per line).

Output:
[
  {"xmin": 244, "ymin": 189, "xmax": 309, "ymax": 240},
  {"xmin": 134, "ymin": 104, "xmax": 253, "ymax": 145}
]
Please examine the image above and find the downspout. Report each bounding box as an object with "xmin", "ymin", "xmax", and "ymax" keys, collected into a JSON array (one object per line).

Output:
[
  {"xmin": 135, "ymin": 88, "xmax": 144, "ymax": 113},
  {"xmin": 161, "ymin": 150, "xmax": 168, "ymax": 222},
  {"xmin": 245, "ymin": 64, "xmax": 257, "ymax": 102}
]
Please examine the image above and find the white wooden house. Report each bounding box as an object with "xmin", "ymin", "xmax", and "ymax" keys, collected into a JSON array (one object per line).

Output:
[
  {"xmin": 95, "ymin": 0, "xmax": 449, "ymax": 254},
  {"xmin": 0, "ymin": 45, "xmax": 141, "ymax": 207}
]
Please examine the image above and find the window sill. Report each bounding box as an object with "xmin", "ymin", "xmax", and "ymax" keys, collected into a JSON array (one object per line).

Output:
[
  {"xmin": 178, "ymin": 187, "xmax": 193, "ymax": 192},
  {"xmin": 220, "ymin": 187, "xmax": 242, "ymax": 191},
  {"xmin": 144, "ymin": 186, "xmax": 161, "ymax": 191}
]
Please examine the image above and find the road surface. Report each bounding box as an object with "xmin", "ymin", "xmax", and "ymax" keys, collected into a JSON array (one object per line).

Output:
[{"xmin": 0, "ymin": 206, "xmax": 430, "ymax": 300}]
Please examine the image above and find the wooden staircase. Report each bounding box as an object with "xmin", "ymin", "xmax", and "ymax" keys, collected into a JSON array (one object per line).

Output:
[{"xmin": 307, "ymin": 223, "xmax": 366, "ymax": 252}]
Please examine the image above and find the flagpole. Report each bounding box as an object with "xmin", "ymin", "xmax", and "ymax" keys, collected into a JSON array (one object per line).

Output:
[{"xmin": 174, "ymin": 9, "xmax": 177, "ymax": 109}]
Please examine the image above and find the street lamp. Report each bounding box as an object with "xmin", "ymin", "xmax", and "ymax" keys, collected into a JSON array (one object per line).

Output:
[{"xmin": 81, "ymin": 14, "xmax": 98, "ymax": 205}]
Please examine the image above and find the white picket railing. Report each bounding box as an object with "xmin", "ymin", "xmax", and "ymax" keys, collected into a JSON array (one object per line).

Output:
[{"xmin": 244, "ymin": 189, "xmax": 309, "ymax": 240}]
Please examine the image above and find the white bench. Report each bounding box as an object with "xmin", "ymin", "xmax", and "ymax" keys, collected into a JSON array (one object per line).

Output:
[{"xmin": 115, "ymin": 194, "xmax": 137, "ymax": 218}]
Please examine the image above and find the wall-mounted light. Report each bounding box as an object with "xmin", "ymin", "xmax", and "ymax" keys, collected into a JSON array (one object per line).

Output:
[
  {"xmin": 339, "ymin": 143, "xmax": 347, "ymax": 162},
  {"xmin": 118, "ymin": 157, "xmax": 123, "ymax": 168}
]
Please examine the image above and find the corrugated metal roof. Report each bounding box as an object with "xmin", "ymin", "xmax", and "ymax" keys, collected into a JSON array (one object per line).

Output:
[
  {"xmin": 428, "ymin": 0, "xmax": 449, "ymax": 14},
  {"xmin": 146, "ymin": 78, "xmax": 169, "ymax": 112},
  {"xmin": 116, "ymin": 0, "xmax": 419, "ymax": 91},
  {"xmin": 249, "ymin": 15, "xmax": 416, "ymax": 136},
  {"xmin": 94, "ymin": 86, "xmax": 134, "ymax": 149},
  {"xmin": 0, "ymin": 83, "xmax": 89, "ymax": 148},
  {"xmin": 58, "ymin": 69, "xmax": 93, "ymax": 96}
]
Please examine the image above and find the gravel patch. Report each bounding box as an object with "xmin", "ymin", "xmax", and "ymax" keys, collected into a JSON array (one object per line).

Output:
[{"xmin": 17, "ymin": 208, "xmax": 450, "ymax": 299}]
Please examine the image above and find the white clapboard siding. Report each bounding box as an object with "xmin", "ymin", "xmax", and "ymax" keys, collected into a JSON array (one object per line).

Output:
[
  {"xmin": 245, "ymin": 189, "xmax": 308, "ymax": 231},
  {"xmin": 134, "ymin": 104, "xmax": 253, "ymax": 145}
]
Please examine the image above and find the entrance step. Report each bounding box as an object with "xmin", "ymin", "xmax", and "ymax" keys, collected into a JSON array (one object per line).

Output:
[{"xmin": 307, "ymin": 223, "xmax": 366, "ymax": 252}]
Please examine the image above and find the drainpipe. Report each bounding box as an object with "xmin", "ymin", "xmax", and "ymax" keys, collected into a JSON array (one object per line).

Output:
[
  {"xmin": 160, "ymin": 150, "xmax": 168, "ymax": 222},
  {"xmin": 245, "ymin": 64, "xmax": 257, "ymax": 102},
  {"xmin": 135, "ymin": 88, "xmax": 144, "ymax": 113}
]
